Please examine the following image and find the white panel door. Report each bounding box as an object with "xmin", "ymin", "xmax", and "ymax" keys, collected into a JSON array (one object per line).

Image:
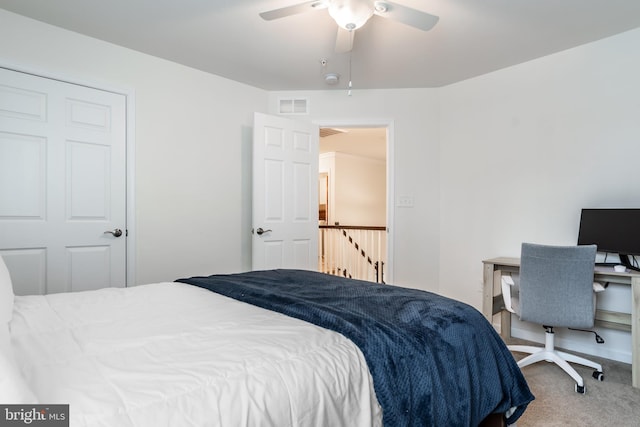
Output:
[
  {"xmin": 0, "ymin": 67, "xmax": 126, "ymax": 295},
  {"xmin": 253, "ymin": 112, "xmax": 318, "ymax": 270}
]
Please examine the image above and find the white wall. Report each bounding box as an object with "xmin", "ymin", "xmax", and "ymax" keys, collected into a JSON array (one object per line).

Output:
[
  {"xmin": 270, "ymin": 90, "xmax": 441, "ymax": 291},
  {"xmin": 320, "ymin": 152, "xmax": 386, "ymax": 226},
  {"xmin": 0, "ymin": 9, "xmax": 267, "ymax": 285},
  {"xmin": 334, "ymin": 152, "xmax": 386, "ymax": 226},
  {"xmin": 439, "ymin": 28, "xmax": 640, "ymax": 362}
]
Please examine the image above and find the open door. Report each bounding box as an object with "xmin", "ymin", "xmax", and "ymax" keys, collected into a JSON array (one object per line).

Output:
[{"xmin": 252, "ymin": 112, "xmax": 319, "ymax": 271}]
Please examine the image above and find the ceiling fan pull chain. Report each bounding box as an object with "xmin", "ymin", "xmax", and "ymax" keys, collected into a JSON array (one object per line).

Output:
[{"xmin": 348, "ymin": 48, "xmax": 353, "ymax": 96}]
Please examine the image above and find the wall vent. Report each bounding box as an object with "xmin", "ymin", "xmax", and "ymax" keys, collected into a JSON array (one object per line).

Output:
[{"xmin": 279, "ymin": 98, "xmax": 309, "ymax": 115}]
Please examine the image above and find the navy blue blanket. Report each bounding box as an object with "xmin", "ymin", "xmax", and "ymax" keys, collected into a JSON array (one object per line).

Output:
[{"xmin": 177, "ymin": 270, "xmax": 533, "ymax": 426}]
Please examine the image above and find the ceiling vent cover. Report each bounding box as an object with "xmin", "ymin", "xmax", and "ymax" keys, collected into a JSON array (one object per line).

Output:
[{"xmin": 279, "ymin": 98, "xmax": 308, "ymax": 115}]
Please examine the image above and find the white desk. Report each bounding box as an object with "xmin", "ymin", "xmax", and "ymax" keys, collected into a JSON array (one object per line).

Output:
[{"xmin": 482, "ymin": 257, "xmax": 640, "ymax": 388}]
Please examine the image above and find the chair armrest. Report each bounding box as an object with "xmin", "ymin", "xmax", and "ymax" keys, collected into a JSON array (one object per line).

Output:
[
  {"xmin": 593, "ymin": 282, "xmax": 605, "ymax": 293},
  {"xmin": 501, "ymin": 275, "xmax": 516, "ymax": 313}
]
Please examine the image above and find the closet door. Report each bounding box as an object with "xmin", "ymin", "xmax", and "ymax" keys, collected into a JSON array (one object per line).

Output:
[{"xmin": 0, "ymin": 67, "xmax": 127, "ymax": 294}]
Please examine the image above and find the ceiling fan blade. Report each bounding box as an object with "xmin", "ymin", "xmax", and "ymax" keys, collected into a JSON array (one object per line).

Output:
[
  {"xmin": 373, "ymin": 1, "xmax": 439, "ymax": 31},
  {"xmin": 260, "ymin": 1, "xmax": 327, "ymax": 21},
  {"xmin": 335, "ymin": 27, "xmax": 354, "ymax": 53}
]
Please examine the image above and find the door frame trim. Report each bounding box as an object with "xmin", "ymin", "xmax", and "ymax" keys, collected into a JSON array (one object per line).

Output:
[
  {"xmin": 314, "ymin": 118, "xmax": 394, "ymax": 284},
  {"xmin": 0, "ymin": 61, "xmax": 137, "ymax": 287}
]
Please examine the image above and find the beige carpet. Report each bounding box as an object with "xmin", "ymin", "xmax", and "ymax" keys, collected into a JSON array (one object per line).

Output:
[{"xmin": 509, "ymin": 344, "xmax": 640, "ymax": 426}]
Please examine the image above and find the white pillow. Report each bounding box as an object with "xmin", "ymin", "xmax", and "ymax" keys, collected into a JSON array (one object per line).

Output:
[{"xmin": 0, "ymin": 255, "xmax": 14, "ymax": 323}]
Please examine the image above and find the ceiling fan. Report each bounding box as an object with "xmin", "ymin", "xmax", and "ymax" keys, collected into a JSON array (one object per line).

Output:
[{"xmin": 260, "ymin": 0, "xmax": 439, "ymax": 53}]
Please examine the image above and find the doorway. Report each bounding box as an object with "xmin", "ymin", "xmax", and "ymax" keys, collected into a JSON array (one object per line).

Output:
[{"xmin": 317, "ymin": 124, "xmax": 391, "ymax": 283}]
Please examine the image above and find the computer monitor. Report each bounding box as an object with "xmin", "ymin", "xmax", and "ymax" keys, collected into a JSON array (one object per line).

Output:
[{"xmin": 577, "ymin": 208, "xmax": 640, "ymax": 271}]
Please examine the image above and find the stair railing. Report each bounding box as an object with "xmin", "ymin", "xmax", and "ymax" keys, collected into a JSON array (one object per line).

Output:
[{"xmin": 319, "ymin": 225, "xmax": 386, "ymax": 283}]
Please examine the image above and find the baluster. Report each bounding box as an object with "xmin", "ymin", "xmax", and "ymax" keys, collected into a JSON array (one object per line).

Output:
[
  {"xmin": 355, "ymin": 229, "xmax": 361, "ymax": 280},
  {"xmin": 319, "ymin": 228, "xmax": 324, "ymax": 273},
  {"xmin": 333, "ymin": 228, "xmax": 338, "ymax": 277},
  {"xmin": 333, "ymin": 229, "xmax": 337, "ymax": 277}
]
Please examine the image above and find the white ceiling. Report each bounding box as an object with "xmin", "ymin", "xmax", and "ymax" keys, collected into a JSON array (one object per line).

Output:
[{"xmin": 2, "ymin": 0, "xmax": 640, "ymax": 91}]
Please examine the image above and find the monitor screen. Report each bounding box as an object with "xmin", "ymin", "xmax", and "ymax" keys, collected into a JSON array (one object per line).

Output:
[{"xmin": 577, "ymin": 208, "xmax": 640, "ymax": 259}]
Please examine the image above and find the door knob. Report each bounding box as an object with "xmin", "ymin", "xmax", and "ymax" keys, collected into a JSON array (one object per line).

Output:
[
  {"xmin": 256, "ymin": 227, "xmax": 272, "ymax": 235},
  {"xmin": 104, "ymin": 228, "xmax": 123, "ymax": 237}
]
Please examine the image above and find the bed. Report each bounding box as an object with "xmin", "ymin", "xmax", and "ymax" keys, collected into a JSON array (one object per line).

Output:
[{"xmin": 1, "ymin": 259, "xmax": 533, "ymax": 426}]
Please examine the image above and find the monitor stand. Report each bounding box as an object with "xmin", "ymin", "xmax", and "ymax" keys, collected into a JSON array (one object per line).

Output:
[{"xmin": 619, "ymin": 254, "xmax": 640, "ymax": 272}]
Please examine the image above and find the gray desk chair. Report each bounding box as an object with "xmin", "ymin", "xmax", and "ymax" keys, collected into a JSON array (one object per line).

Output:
[{"xmin": 501, "ymin": 243, "xmax": 605, "ymax": 393}]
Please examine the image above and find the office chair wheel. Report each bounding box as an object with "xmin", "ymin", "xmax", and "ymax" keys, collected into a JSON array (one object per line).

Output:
[
  {"xmin": 592, "ymin": 371, "xmax": 604, "ymax": 381},
  {"xmin": 575, "ymin": 384, "xmax": 586, "ymax": 394}
]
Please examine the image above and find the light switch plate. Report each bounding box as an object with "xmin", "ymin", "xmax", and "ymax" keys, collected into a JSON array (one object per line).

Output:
[{"xmin": 397, "ymin": 195, "xmax": 414, "ymax": 208}]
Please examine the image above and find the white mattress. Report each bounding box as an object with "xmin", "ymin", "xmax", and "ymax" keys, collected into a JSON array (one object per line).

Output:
[{"xmin": 9, "ymin": 282, "xmax": 382, "ymax": 427}]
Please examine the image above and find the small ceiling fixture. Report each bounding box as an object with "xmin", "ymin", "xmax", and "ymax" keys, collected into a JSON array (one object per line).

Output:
[{"xmin": 324, "ymin": 73, "xmax": 340, "ymax": 85}]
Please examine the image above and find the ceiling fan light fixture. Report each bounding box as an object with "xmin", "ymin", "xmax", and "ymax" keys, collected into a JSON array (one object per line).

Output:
[{"xmin": 328, "ymin": 0, "xmax": 374, "ymax": 31}]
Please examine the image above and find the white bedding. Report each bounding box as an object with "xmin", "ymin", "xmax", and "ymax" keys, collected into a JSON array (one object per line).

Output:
[{"xmin": 9, "ymin": 282, "xmax": 382, "ymax": 427}]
